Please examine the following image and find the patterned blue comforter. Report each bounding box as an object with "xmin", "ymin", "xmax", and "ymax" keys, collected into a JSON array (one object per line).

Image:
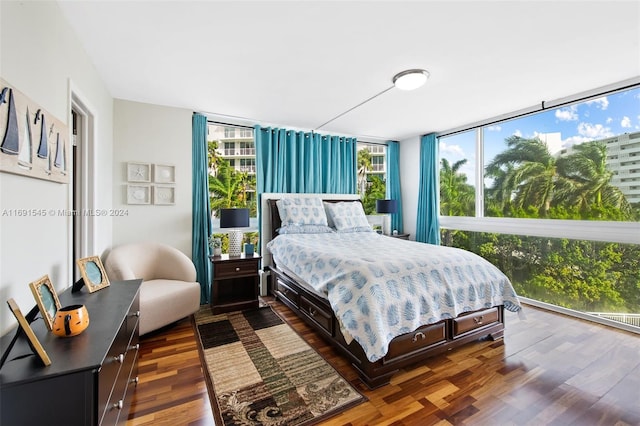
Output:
[{"xmin": 267, "ymin": 232, "xmax": 522, "ymax": 362}]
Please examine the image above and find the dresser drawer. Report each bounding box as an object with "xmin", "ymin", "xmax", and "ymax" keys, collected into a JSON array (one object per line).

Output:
[
  {"xmin": 385, "ymin": 322, "xmax": 446, "ymax": 361},
  {"xmin": 300, "ymin": 295, "xmax": 333, "ymax": 335},
  {"xmin": 102, "ymin": 342, "xmax": 138, "ymax": 426},
  {"xmin": 215, "ymin": 259, "xmax": 259, "ymax": 279},
  {"xmin": 453, "ymin": 307, "xmax": 499, "ymax": 337},
  {"xmin": 276, "ymin": 278, "xmax": 299, "ymax": 306}
]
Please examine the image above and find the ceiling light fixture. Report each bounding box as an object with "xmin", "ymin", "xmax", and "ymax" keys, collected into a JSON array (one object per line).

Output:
[
  {"xmin": 316, "ymin": 68, "xmax": 430, "ymax": 130},
  {"xmin": 392, "ymin": 69, "xmax": 430, "ymax": 91}
]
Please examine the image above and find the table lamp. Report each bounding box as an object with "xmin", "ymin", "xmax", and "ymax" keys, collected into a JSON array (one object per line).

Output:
[
  {"xmin": 220, "ymin": 208, "xmax": 249, "ymax": 257},
  {"xmin": 376, "ymin": 199, "xmax": 397, "ymax": 236}
]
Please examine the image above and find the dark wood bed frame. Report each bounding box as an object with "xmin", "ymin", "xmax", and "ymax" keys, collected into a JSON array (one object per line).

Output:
[{"xmin": 265, "ymin": 198, "xmax": 505, "ymax": 389}]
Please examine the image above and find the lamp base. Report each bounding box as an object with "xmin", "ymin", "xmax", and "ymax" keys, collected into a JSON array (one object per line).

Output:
[
  {"xmin": 228, "ymin": 230, "xmax": 243, "ymax": 257},
  {"xmin": 382, "ymin": 215, "xmax": 391, "ymax": 236}
]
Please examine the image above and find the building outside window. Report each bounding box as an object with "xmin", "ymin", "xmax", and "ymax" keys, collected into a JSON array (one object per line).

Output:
[
  {"xmin": 357, "ymin": 142, "xmax": 387, "ymax": 215},
  {"xmin": 207, "ymin": 124, "xmax": 258, "ymax": 247},
  {"xmin": 438, "ymin": 85, "xmax": 640, "ymax": 331}
]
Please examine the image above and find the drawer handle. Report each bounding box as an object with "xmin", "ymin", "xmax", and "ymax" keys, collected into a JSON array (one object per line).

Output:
[
  {"xmin": 129, "ymin": 343, "xmax": 140, "ymax": 351},
  {"xmin": 114, "ymin": 400, "xmax": 123, "ymax": 410},
  {"xmin": 308, "ymin": 307, "xmax": 317, "ymax": 317},
  {"xmin": 131, "ymin": 310, "xmax": 140, "ymax": 317},
  {"xmin": 131, "ymin": 376, "xmax": 139, "ymax": 386},
  {"xmin": 235, "ymin": 267, "xmax": 241, "ymax": 272},
  {"xmin": 473, "ymin": 316, "xmax": 484, "ymax": 325},
  {"xmin": 412, "ymin": 331, "xmax": 426, "ymax": 343},
  {"xmin": 114, "ymin": 353, "xmax": 124, "ymax": 364}
]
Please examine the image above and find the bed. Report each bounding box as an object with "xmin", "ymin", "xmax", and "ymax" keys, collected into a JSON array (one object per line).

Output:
[{"xmin": 261, "ymin": 193, "xmax": 522, "ymax": 389}]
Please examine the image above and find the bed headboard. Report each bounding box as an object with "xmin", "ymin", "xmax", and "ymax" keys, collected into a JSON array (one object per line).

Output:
[{"xmin": 259, "ymin": 192, "xmax": 361, "ymax": 270}]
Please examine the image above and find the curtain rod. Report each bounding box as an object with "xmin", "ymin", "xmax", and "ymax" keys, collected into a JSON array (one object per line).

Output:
[{"xmin": 436, "ymin": 78, "xmax": 640, "ymax": 139}]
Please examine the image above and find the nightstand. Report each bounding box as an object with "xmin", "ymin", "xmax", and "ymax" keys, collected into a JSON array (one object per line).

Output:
[
  {"xmin": 389, "ymin": 233, "xmax": 410, "ymax": 240},
  {"xmin": 210, "ymin": 253, "xmax": 261, "ymax": 314}
]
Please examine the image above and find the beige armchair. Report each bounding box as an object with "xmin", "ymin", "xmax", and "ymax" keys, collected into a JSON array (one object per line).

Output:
[{"xmin": 104, "ymin": 242, "xmax": 201, "ymax": 335}]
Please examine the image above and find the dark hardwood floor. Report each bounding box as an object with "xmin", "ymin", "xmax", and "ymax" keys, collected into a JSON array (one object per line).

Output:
[{"xmin": 127, "ymin": 298, "xmax": 640, "ymax": 425}]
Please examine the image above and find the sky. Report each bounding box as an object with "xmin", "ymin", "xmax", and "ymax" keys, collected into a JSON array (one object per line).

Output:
[{"xmin": 439, "ymin": 86, "xmax": 640, "ymax": 187}]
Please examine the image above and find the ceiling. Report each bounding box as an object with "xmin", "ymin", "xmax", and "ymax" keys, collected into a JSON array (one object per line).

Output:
[{"xmin": 57, "ymin": 1, "xmax": 640, "ymax": 141}]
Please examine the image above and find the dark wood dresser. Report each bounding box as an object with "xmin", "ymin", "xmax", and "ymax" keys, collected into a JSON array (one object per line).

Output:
[{"xmin": 0, "ymin": 279, "xmax": 141, "ymax": 425}]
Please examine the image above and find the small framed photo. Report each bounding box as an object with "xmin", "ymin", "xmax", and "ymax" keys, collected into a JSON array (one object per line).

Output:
[
  {"xmin": 127, "ymin": 184, "xmax": 151, "ymax": 204},
  {"xmin": 77, "ymin": 256, "xmax": 110, "ymax": 293},
  {"xmin": 6, "ymin": 298, "xmax": 51, "ymax": 366},
  {"xmin": 29, "ymin": 275, "xmax": 61, "ymax": 331},
  {"xmin": 153, "ymin": 185, "xmax": 175, "ymax": 205},
  {"xmin": 154, "ymin": 164, "xmax": 175, "ymax": 184},
  {"xmin": 127, "ymin": 162, "xmax": 151, "ymax": 182}
]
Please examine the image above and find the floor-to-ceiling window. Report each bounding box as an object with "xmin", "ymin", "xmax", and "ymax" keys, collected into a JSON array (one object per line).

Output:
[
  {"xmin": 439, "ymin": 84, "xmax": 640, "ymax": 331},
  {"xmin": 207, "ymin": 123, "xmax": 258, "ymax": 250},
  {"xmin": 357, "ymin": 143, "xmax": 387, "ymax": 230}
]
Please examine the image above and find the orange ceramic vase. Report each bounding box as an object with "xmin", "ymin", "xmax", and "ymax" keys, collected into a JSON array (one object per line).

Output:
[{"xmin": 52, "ymin": 304, "xmax": 90, "ymax": 337}]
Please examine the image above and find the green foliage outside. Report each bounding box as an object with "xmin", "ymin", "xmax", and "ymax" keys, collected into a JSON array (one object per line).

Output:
[{"xmin": 441, "ymin": 136, "xmax": 640, "ymax": 315}]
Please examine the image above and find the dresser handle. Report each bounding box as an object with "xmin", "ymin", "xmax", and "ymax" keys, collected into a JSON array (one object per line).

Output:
[
  {"xmin": 473, "ymin": 316, "xmax": 484, "ymax": 325},
  {"xmin": 131, "ymin": 310, "xmax": 140, "ymax": 317},
  {"xmin": 129, "ymin": 343, "xmax": 140, "ymax": 351},
  {"xmin": 115, "ymin": 353, "xmax": 124, "ymax": 364},
  {"xmin": 412, "ymin": 331, "xmax": 425, "ymax": 343},
  {"xmin": 235, "ymin": 267, "xmax": 241, "ymax": 272},
  {"xmin": 114, "ymin": 400, "xmax": 123, "ymax": 410},
  {"xmin": 131, "ymin": 376, "xmax": 139, "ymax": 386}
]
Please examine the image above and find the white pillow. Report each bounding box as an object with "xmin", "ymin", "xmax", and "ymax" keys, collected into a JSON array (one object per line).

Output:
[
  {"xmin": 276, "ymin": 197, "xmax": 328, "ymax": 227},
  {"xmin": 324, "ymin": 201, "xmax": 371, "ymax": 232}
]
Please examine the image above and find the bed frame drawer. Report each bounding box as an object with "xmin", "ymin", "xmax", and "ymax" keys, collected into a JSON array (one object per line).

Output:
[
  {"xmin": 276, "ymin": 278, "xmax": 299, "ymax": 305},
  {"xmin": 300, "ymin": 295, "xmax": 333, "ymax": 335},
  {"xmin": 453, "ymin": 307, "xmax": 499, "ymax": 337},
  {"xmin": 384, "ymin": 322, "xmax": 446, "ymax": 361}
]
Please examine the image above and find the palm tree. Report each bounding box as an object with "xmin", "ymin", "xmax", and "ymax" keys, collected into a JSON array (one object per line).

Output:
[
  {"xmin": 209, "ymin": 160, "xmax": 248, "ymax": 216},
  {"xmin": 485, "ymin": 136, "xmax": 557, "ymax": 217},
  {"xmin": 357, "ymin": 148, "xmax": 372, "ymax": 196},
  {"xmin": 440, "ymin": 158, "xmax": 475, "ymax": 216},
  {"xmin": 555, "ymin": 141, "xmax": 631, "ymax": 218}
]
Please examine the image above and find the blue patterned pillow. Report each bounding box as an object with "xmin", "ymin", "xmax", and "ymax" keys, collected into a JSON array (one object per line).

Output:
[
  {"xmin": 324, "ymin": 201, "xmax": 371, "ymax": 232},
  {"xmin": 277, "ymin": 225, "xmax": 334, "ymax": 234},
  {"xmin": 276, "ymin": 197, "xmax": 328, "ymax": 227}
]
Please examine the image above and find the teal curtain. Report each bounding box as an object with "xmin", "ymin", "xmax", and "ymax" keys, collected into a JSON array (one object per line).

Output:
[
  {"xmin": 192, "ymin": 113, "xmax": 211, "ymax": 303},
  {"xmin": 386, "ymin": 140, "xmax": 404, "ymax": 233},
  {"xmin": 255, "ymin": 125, "xmax": 357, "ymax": 248},
  {"xmin": 255, "ymin": 126, "xmax": 357, "ymax": 194},
  {"xmin": 416, "ymin": 133, "xmax": 440, "ymax": 245}
]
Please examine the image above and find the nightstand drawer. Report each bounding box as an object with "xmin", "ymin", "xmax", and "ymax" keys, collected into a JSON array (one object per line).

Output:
[{"xmin": 215, "ymin": 259, "xmax": 260, "ymax": 279}]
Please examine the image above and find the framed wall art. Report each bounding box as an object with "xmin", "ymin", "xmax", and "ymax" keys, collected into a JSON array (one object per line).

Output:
[
  {"xmin": 76, "ymin": 255, "xmax": 110, "ymax": 293},
  {"xmin": 28, "ymin": 275, "xmax": 61, "ymax": 331},
  {"xmin": 6, "ymin": 298, "xmax": 51, "ymax": 366},
  {"xmin": 0, "ymin": 78, "xmax": 70, "ymax": 184},
  {"xmin": 127, "ymin": 184, "xmax": 151, "ymax": 204},
  {"xmin": 127, "ymin": 162, "xmax": 151, "ymax": 182},
  {"xmin": 154, "ymin": 185, "xmax": 175, "ymax": 205},
  {"xmin": 153, "ymin": 163, "xmax": 175, "ymax": 184}
]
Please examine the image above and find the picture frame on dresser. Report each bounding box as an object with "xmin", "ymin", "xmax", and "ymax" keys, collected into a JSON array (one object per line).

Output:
[
  {"xmin": 4, "ymin": 298, "xmax": 51, "ymax": 367},
  {"xmin": 28, "ymin": 274, "xmax": 61, "ymax": 331},
  {"xmin": 76, "ymin": 255, "xmax": 110, "ymax": 293}
]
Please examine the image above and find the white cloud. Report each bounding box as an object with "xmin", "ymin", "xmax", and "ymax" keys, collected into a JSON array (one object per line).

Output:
[
  {"xmin": 555, "ymin": 105, "xmax": 578, "ymax": 121},
  {"xmin": 577, "ymin": 122, "xmax": 614, "ymax": 139},
  {"xmin": 513, "ymin": 130, "xmax": 522, "ymax": 137},
  {"xmin": 586, "ymin": 96, "xmax": 609, "ymax": 110},
  {"xmin": 439, "ymin": 141, "xmax": 465, "ymax": 157},
  {"xmin": 606, "ymin": 117, "xmax": 613, "ymax": 124},
  {"xmin": 563, "ymin": 135, "xmax": 591, "ymax": 149},
  {"xmin": 621, "ymin": 116, "xmax": 631, "ymax": 128},
  {"xmin": 487, "ymin": 125, "xmax": 501, "ymax": 132}
]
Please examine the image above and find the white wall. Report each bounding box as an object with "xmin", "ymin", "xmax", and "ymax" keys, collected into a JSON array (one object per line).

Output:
[
  {"xmin": 112, "ymin": 100, "xmax": 193, "ymax": 256},
  {"xmin": 399, "ymin": 135, "xmax": 421, "ymax": 240},
  {"xmin": 0, "ymin": 1, "xmax": 114, "ymax": 334}
]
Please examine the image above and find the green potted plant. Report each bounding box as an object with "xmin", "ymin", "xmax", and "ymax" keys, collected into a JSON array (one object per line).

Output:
[{"xmin": 209, "ymin": 236, "xmax": 222, "ymax": 257}]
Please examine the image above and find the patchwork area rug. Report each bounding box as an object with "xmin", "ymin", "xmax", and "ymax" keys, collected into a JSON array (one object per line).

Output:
[{"xmin": 194, "ymin": 306, "xmax": 366, "ymax": 425}]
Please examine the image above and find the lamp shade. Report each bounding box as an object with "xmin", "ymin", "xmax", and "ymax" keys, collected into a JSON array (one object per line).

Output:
[
  {"xmin": 220, "ymin": 208, "xmax": 249, "ymax": 229},
  {"xmin": 376, "ymin": 199, "xmax": 397, "ymax": 214}
]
